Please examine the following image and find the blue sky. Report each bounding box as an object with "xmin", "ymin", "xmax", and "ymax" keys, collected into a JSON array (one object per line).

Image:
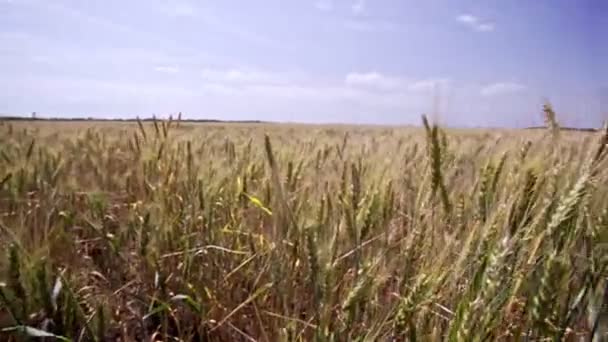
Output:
[{"xmin": 1, "ymin": 0, "xmax": 606, "ymax": 127}]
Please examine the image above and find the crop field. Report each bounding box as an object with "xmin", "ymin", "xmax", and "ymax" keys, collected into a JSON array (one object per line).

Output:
[{"xmin": 0, "ymin": 113, "xmax": 607, "ymax": 340}]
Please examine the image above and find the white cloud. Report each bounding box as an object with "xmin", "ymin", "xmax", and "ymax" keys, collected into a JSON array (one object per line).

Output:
[
  {"xmin": 476, "ymin": 23, "xmax": 495, "ymax": 32},
  {"xmin": 154, "ymin": 65, "xmax": 180, "ymax": 74},
  {"xmin": 481, "ymin": 82, "xmax": 526, "ymax": 96},
  {"xmin": 345, "ymin": 72, "xmax": 403, "ymax": 90},
  {"xmin": 162, "ymin": 3, "xmax": 196, "ymax": 17},
  {"xmin": 155, "ymin": 2, "xmax": 277, "ymax": 47},
  {"xmin": 457, "ymin": 14, "xmax": 477, "ymax": 24},
  {"xmin": 344, "ymin": 19, "xmax": 401, "ymax": 32},
  {"xmin": 456, "ymin": 14, "xmax": 495, "ymax": 32},
  {"xmin": 408, "ymin": 78, "xmax": 450, "ymax": 91},
  {"xmin": 196, "ymin": 11, "xmax": 278, "ymax": 47},
  {"xmin": 200, "ymin": 83, "xmax": 237, "ymax": 95},
  {"xmin": 315, "ymin": 0, "xmax": 332, "ymax": 11},
  {"xmin": 345, "ymin": 73, "xmax": 453, "ymax": 94},
  {"xmin": 3, "ymin": 71, "xmax": 537, "ymax": 125},
  {"xmin": 201, "ymin": 68, "xmax": 287, "ymax": 85},
  {"xmin": 352, "ymin": 0, "xmax": 365, "ymax": 15}
]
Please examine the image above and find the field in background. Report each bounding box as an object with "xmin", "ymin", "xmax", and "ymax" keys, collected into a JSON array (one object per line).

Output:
[{"xmin": 0, "ymin": 118, "xmax": 606, "ymax": 340}]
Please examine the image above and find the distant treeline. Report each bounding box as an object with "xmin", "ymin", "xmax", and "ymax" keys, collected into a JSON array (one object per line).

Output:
[
  {"xmin": 0, "ymin": 116, "xmax": 601, "ymax": 131},
  {"xmin": 524, "ymin": 126, "xmax": 599, "ymax": 133},
  {"xmin": 0, "ymin": 115, "xmax": 267, "ymax": 124}
]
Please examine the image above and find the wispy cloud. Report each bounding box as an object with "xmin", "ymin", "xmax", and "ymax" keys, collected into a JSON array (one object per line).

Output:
[
  {"xmin": 352, "ymin": 0, "xmax": 365, "ymax": 15},
  {"xmin": 345, "ymin": 73, "xmax": 454, "ymax": 95},
  {"xmin": 201, "ymin": 68, "xmax": 288, "ymax": 86},
  {"xmin": 345, "ymin": 72, "xmax": 403, "ymax": 90},
  {"xmin": 196, "ymin": 11, "xmax": 278, "ymax": 47},
  {"xmin": 408, "ymin": 78, "xmax": 450, "ymax": 91},
  {"xmin": 160, "ymin": 2, "xmax": 196, "ymax": 17},
  {"xmin": 314, "ymin": 0, "xmax": 332, "ymax": 12},
  {"xmin": 481, "ymin": 82, "xmax": 526, "ymax": 96},
  {"xmin": 476, "ymin": 23, "xmax": 494, "ymax": 32},
  {"xmin": 155, "ymin": 2, "xmax": 278, "ymax": 47},
  {"xmin": 344, "ymin": 20, "xmax": 401, "ymax": 32},
  {"xmin": 154, "ymin": 65, "xmax": 180, "ymax": 74},
  {"xmin": 41, "ymin": 2, "xmax": 142, "ymax": 36},
  {"xmin": 456, "ymin": 14, "xmax": 495, "ymax": 32},
  {"xmin": 345, "ymin": 72, "xmax": 453, "ymax": 93}
]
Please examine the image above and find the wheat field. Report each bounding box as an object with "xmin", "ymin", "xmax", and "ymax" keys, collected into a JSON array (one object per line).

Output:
[{"xmin": 0, "ymin": 112, "xmax": 607, "ymax": 341}]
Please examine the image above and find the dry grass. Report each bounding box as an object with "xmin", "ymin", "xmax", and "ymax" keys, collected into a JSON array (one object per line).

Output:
[{"xmin": 0, "ymin": 115, "xmax": 607, "ymax": 341}]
